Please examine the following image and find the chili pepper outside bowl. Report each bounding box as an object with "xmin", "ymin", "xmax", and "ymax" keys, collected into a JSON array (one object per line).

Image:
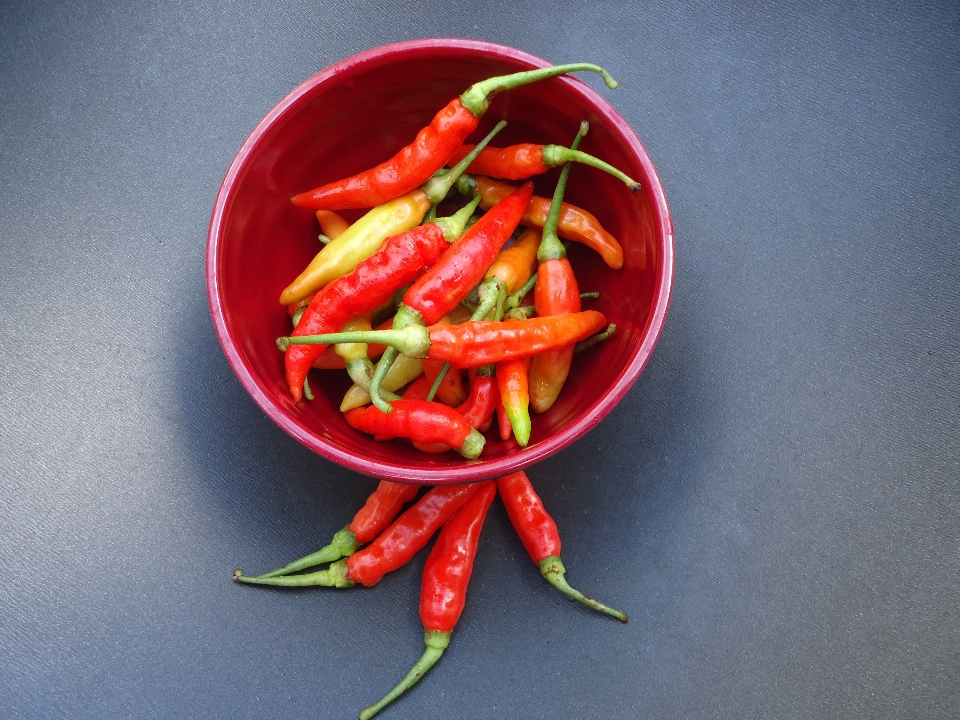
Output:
[{"xmin": 207, "ymin": 39, "xmax": 673, "ymax": 484}]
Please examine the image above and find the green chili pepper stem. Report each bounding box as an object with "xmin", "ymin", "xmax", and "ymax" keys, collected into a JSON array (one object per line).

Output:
[
  {"xmin": 580, "ymin": 291, "xmax": 600, "ymax": 300},
  {"xmin": 505, "ymin": 305, "xmax": 536, "ymax": 321},
  {"xmin": 358, "ymin": 630, "xmax": 451, "ymax": 720},
  {"xmin": 278, "ymin": 325, "xmax": 431, "ymax": 360},
  {"xmin": 302, "ymin": 376, "xmax": 315, "ymax": 401},
  {"xmin": 537, "ymin": 555, "xmax": 628, "ymax": 623},
  {"xmin": 540, "ymin": 146, "xmax": 641, "ymax": 191},
  {"xmin": 472, "ymin": 277, "xmax": 506, "ymax": 322},
  {"xmin": 432, "ymin": 194, "xmax": 482, "ymax": 242},
  {"xmin": 455, "ymin": 174, "xmax": 477, "ymax": 198},
  {"xmin": 346, "ymin": 357, "xmax": 376, "ymax": 391},
  {"xmin": 505, "ymin": 272, "xmax": 537, "ymax": 310},
  {"xmin": 318, "ymin": 233, "xmax": 332, "ymax": 244},
  {"xmin": 538, "ymin": 122, "xmax": 589, "ymax": 263},
  {"xmin": 425, "ymin": 363, "xmax": 450, "ymax": 403},
  {"xmin": 575, "ymin": 323, "xmax": 617, "ymax": 354},
  {"xmin": 247, "ymin": 527, "xmax": 362, "ymax": 579},
  {"xmin": 233, "ymin": 559, "xmax": 354, "ymax": 588},
  {"xmin": 422, "ymin": 121, "xmax": 507, "ymax": 204},
  {"xmin": 369, "ymin": 346, "xmax": 401, "ymax": 414},
  {"xmin": 460, "ymin": 64, "xmax": 618, "ymax": 117},
  {"xmin": 366, "ymin": 304, "xmax": 428, "ymax": 413}
]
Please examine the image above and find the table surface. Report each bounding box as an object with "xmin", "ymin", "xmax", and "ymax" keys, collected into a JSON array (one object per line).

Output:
[{"xmin": 2, "ymin": 2, "xmax": 958, "ymax": 718}]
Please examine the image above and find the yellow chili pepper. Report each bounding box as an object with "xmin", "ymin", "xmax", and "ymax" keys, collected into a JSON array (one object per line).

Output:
[
  {"xmin": 279, "ymin": 189, "xmax": 431, "ymax": 305},
  {"xmin": 339, "ymin": 354, "xmax": 424, "ymax": 412},
  {"xmin": 334, "ymin": 313, "xmax": 374, "ymax": 364},
  {"xmin": 484, "ymin": 227, "xmax": 541, "ymax": 293}
]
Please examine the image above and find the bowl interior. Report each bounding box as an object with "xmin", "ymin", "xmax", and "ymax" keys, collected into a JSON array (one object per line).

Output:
[{"xmin": 208, "ymin": 40, "xmax": 673, "ymax": 483}]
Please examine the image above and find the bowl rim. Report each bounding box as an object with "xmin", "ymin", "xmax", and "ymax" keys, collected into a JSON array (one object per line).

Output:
[{"xmin": 207, "ymin": 38, "xmax": 674, "ymax": 483}]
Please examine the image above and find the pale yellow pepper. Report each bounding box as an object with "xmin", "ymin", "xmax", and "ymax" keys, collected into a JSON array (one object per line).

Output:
[
  {"xmin": 339, "ymin": 354, "xmax": 424, "ymax": 412},
  {"xmin": 279, "ymin": 189, "xmax": 431, "ymax": 305}
]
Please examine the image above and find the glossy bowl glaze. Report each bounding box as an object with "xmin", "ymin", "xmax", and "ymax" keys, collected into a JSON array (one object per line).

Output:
[{"xmin": 207, "ymin": 39, "xmax": 673, "ymax": 484}]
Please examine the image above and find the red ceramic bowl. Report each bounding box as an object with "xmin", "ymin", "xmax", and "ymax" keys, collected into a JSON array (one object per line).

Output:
[{"xmin": 207, "ymin": 39, "xmax": 673, "ymax": 484}]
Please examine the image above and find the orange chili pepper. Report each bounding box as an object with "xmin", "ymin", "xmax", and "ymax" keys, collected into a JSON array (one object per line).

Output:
[
  {"xmin": 484, "ymin": 227, "xmax": 541, "ymax": 293},
  {"xmin": 496, "ymin": 356, "xmax": 531, "ymax": 446},
  {"xmin": 529, "ymin": 123, "xmax": 586, "ymax": 414},
  {"xmin": 464, "ymin": 175, "xmax": 624, "ymax": 269}
]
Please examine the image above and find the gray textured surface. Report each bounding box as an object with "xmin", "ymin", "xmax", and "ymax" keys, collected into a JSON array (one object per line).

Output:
[{"xmin": 1, "ymin": 1, "xmax": 958, "ymax": 718}]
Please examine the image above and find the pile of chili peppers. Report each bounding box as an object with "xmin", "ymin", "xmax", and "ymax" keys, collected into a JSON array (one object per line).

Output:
[{"xmin": 237, "ymin": 61, "xmax": 638, "ymax": 717}]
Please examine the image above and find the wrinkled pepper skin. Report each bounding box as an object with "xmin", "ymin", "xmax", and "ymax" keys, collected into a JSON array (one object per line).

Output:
[
  {"xmin": 469, "ymin": 176, "xmax": 624, "ymax": 269},
  {"xmin": 343, "ymin": 400, "xmax": 485, "ymax": 459},
  {"xmin": 345, "ymin": 483, "xmax": 483, "ymax": 587},
  {"xmin": 426, "ymin": 310, "xmax": 607, "ymax": 368},
  {"xmin": 285, "ymin": 223, "xmax": 448, "ymax": 400},
  {"xmin": 291, "ymin": 99, "xmax": 480, "ymax": 211},
  {"xmin": 403, "ymin": 181, "xmax": 534, "ymax": 326},
  {"xmin": 420, "ymin": 481, "xmax": 497, "ymax": 632},
  {"xmin": 349, "ymin": 481, "xmax": 421, "ymax": 544},
  {"xmin": 280, "ymin": 190, "xmax": 432, "ymax": 305}
]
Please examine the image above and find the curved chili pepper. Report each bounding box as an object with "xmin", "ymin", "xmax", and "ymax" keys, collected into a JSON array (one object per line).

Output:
[
  {"xmin": 290, "ymin": 64, "xmax": 617, "ymax": 211},
  {"xmin": 496, "ymin": 356, "xmax": 532, "ymax": 447},
  {"xmin": 284, "ymin": 197, "xmax": 480, "ymax": 401},
  {"xmin": 281, "ymin": 310, "xmax": 609, "ymax": 369},
  {"xmin": 280, "ymin": 121, "xmax": 506, "ymax": 307},
  {"xmin": 280, "ymin": 190, "xmax": 432, "ymax": 305},
  {"xmin": 413, "ymin": 368, "xmax": 499, "ymax": 453},
  {"xmin": 484, "ymin": 226, "xmax": 541, "ymax": 294},
  {"xmin": 344, "ymin": 400, "xmax": 486, "ymax": 459},
  {"xmin": 235, "ymin": 483, "xmax": 482, "ymax": 589},
  {"xmin": 497, "ymin": 471, "xmax": 627, "ymax": 623},
  {"xmin": 366, "ymin": 181, "xmax": 534, "ymax": 412},
  {"xmin": 459, "ymin": 174, "xmax": 624, "ymax": 269},
  {"xmin": 529, "ymin": 122, "xmax": 587, "ymax": 413},
  {"xmin": 404, "ymin": 181, "xmax": 534, "ymax": 327},
  {"xmin": 359, "ymin": 481, "xmax": 496, "ymax": 720},
  {"xmin": 447, "ymin": 142, "xmax": 640, "ymax": 189},
  {"xmin": 246, "ymin": 481, "xmax": 420, "ymax": 580}
]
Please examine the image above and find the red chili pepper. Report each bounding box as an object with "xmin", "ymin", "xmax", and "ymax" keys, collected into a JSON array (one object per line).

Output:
[
  {"xmin": 359, "ymin": 481, "xmax": 497, "ymax": 720},
  {"xmin": 235, "ymin": 483, "xmax": 483, "ymax": 589},
  {"xmin": 364, "ymin": 180, "xmax": 533, "ymax": 412},
  {"xmin": 346, "ymin": 483, "xmax": 484, "ymax": 587},
  {"xmin": 240, "ymin": 481, "xmax": 421, "ymax": 580},
  {"xmin": 461, "ymin": 174, "xmax": 625, "ymax": 269},
  {"xmin": 403, "ymin": 181, "xmax": 534, "ymax": 327},
  {"xmin": 413, "ymin": 369, "xmax": 499, "ymax": 454},
  {"xmin": 529, "ymin": 122, "xmax": 587, "ymax": 413},
  {"xmin": 497, "ymin": 471, "xmax": 627, "ymax": 622},
  {"xmin": 496, "ymin": 397, "xmax": 512, "ymax": 441},
  {"xmin": 496, "ymin": 356, "xmax": 531, "ymax": 447},
  {"xmin": 291, "ymin": 64, "xmax": 617, "ymax": 211},
  {"xmin": 344, "ymin": 400, "xmax": 486, "ymax": 459},
  {"xmin": 447, "ymin": 142, "xmax": 640, "ymax": 189},
  {"xmin": 282, "ymin": 309, "xmax": 609, "ymax": 369},
  {"xmin": 284, "ymin": 196, "xmax": 481, "ymax": 401}
]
